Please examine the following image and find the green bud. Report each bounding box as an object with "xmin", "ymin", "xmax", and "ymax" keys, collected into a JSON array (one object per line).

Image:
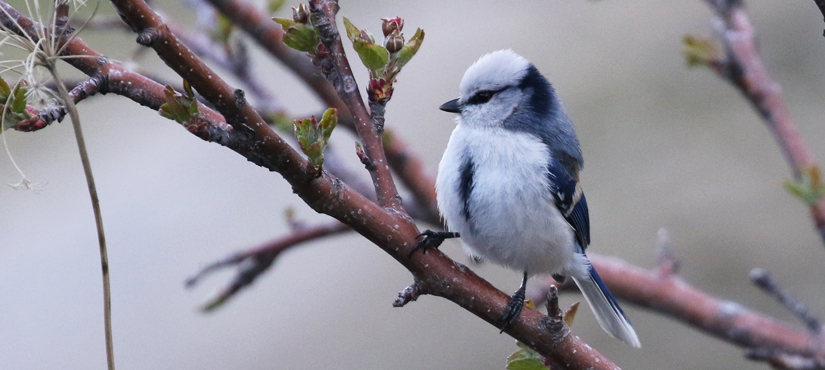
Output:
[
  {"xmin": 159, "ymin": 81, "xmax": 199, "ymax": 124},
  {"xmin": 683, "ymin": 34, "xmax": 719, "ymax": 68},
  {"xmin": 294, "ymin": 108, "xmax": 337, "ymax": 169},
  {"xmin": 273, "ymin": 17, "xmax": 319, "ymax": 53},
  {"xmin": 785, "ymin": 166, "xmax": 825, "ymax": 205}
]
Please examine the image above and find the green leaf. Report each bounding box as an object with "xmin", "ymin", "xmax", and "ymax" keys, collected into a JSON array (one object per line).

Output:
[
  {"xmin": 353, "ymin": 40, "xmax": 389, "ymax": 74},
  {"xmin": 785, "ymin": 166, "xmax": 825, "ymax": 205},
  {"xmin": 319, "ymin": 107, "xmax": 337, "ymax": 141},
  {"xmin": 282, "ymin": 23, "xmax": 319, "ymax": 53},
  {"xmin": 396, "ymin": 28, "xmax": 424, "ymax": 69},
  {"xmin": 683, "ymin": 34, "xmax": 718, "ymax": 68},
  {"xmin": 0, "ymin": 75, "xmax": 11, "ymax": 102},
  {"xmin": 506, "ymin": 342, "xmax": 549, "ymax": 370},
  {"xmin": 342, "ymin": 17, "xmax": 361, "ymax": 42},
  {"xmin": 293, "ymin": 109, "xmax": 337, "ymax": 168},
  {"xmin": 273, "ymin": 17, "xmax": 294, "ymax": 28},
  {"xmin": 11, "ymin": 84, "xmax": 28, "ymax": 114},
  {"xmin": 159, "ymin": 84, "xmax": 199, "ymax": 124}
]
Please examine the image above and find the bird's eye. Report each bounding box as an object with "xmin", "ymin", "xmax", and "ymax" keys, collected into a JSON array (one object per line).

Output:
[{"xmin": 468, "ymin": 90, "xmax": 494, "ymax": 105}]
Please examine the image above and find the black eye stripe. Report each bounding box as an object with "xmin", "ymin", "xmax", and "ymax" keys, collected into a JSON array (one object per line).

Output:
[{"xmin": 466, "ymin": 87, "xmax": 507, "ymax": 105}]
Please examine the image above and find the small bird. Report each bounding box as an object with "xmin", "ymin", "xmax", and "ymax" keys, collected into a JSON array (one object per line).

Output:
[{"xmin": 414, "ymin": 50, "xmax": 640, "ymax": 348}]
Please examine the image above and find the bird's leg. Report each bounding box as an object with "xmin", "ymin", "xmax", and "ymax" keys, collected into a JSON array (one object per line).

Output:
[
  {"xmin": 408, "ymin": 230, "xmax": 460, "ymax": 258},
  {"xmin": 498, "ymin": 271, "xmax": 529, "ymax": 332}
]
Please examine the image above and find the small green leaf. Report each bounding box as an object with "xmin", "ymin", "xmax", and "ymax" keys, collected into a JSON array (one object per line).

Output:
[
  {"xmin": 396, "ymin": 28, "xmax": 424, "ymax": 68},
  {"xmin": 506, "ymin": 342, "xmax": 549, "ymax": 370},
  {"xmin": 353, "ymin": 40, "xmax": 389, "ymax": 73},
  {"xmin": 282, "ymin": 23, "xmax": 319, "ymax": 52},
  {"xmin": 319, "ymin": 107, "xmax": 337, "ymax": 141},
  {"xmin": 293, "ymin": 108, "xmax": 337, "ymax": 168},
  {"xmin": 343, "ymin": 17, "xmax": 361, "ymax": 42},
  {"xmin": 11, "ymin": 84, "xmax": 28, "ymax": 114},
  {"xmin": 273, "ymin": 17, "xmax": 294, "ymax": 28},
  {"xmin": 159, "ymin": 83, "xmax": 199, "ymax": 124},
  {"xmin": 0, "ymin": 75, "xmax": 11, "ymax": 102},
  {"xmin": 785, "ymin": 166, "xmax": 825, "ymax": 205},
  {"xmin": 683, "ymin": 34, "xmax": 719, "ymax": 68}
]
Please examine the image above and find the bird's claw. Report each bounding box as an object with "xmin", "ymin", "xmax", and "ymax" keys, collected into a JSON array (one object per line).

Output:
[
  {"xmin": 498, "ymin": 286, "xmax": 526, "ymax": 332},
  {"xmin": 408, "ymin": 230, "xmax": 460, "ymax": 258}
]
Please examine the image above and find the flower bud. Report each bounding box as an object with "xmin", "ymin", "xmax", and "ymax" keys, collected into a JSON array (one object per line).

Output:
[
  {"xmin": 292, "ymin": 4, "xmax": 309, "ymax": 24},
  {"xmin": 381, "ymin": 17, "xmax": 404, "ymax": 36},
  {"xmin": 384, "ymin": 34, "xmax": 404, "ymax": 53}
]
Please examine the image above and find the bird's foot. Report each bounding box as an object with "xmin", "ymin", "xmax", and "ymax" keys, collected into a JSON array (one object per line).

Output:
[
  {"xmin": 408, "ymin": 230, "xmax": 460, "ymax": 258},
  {"xmin": 497, "ymin": 285, "xmax": 526, "ymax": 332}
]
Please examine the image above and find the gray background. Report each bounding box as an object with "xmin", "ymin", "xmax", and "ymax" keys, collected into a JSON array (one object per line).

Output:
[{"xmin": 2, "ymin": 0, "xmax": 825, "ymax": 369}]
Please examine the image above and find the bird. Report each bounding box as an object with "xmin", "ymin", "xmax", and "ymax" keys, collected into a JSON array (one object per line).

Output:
[{"xmin": 412, "ymin": 49, "xmax": 640, "ymax": 348}]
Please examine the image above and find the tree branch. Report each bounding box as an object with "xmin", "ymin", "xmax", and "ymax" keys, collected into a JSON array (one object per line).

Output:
[
  {"xmin": 203, "ymin": 0, "xmax": 440, "ymax": 223},
  {"xmin": 1, "ymin": 0, "xmax": 627, "ymax": 366},
  {"xmin": 308, "ymin": 0, "xmax": 403, "ymax": 212},
  {"xmin": 185, "ymin": 220, "xmax": 350, "ymax": 311},
  {"xmin": 528, "ymin": 253, "xmax": 825, "ymax": 365},
  {"xmin": 699, "ymin": 0, "xmax": 825, "ymax": 245}
]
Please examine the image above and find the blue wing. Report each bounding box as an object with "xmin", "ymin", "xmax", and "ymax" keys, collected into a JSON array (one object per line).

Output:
[{"xmin": 547, "ymin": 158, "xmax": 590, "ymax": 250}]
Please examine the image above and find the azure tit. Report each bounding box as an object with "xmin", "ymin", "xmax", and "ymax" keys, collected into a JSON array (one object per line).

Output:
[{"xmin": 413, "ymin": 50, "xmax": 640, "ymax": 347}]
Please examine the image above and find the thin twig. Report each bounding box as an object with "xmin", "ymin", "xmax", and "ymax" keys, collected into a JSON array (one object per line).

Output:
[
  {"xmin": 186, "ymin": 220, "xmax": 349, "ymax": 310},
  {"xmin": 750, "ymin": 268, "xmax": 822, "ymax": 333},
  {"xmin": 700, "ymin": 0, "xmax": 825, "ymax": 245}
]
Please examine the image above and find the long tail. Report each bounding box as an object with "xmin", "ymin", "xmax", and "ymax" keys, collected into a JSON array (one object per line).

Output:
[{"xmin": 571, "ymin": 265, "xmax": 641, "ymax": 348}]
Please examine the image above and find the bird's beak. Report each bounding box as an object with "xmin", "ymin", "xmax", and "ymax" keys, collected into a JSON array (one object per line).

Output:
[{"xmin": 439, "ymin": 98, "xmax": 462, "ymax": 113}]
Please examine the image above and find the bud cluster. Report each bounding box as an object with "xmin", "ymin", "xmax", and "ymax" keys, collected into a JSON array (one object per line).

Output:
[
  {"xmin": 273, "ymin": 3, "xmax": 321, "ymax": 54},
  {"xmin": 294, "ymin": 108, "xmax": 338, "ymax": 173},
  {"xmin": 0, "ymin": 77, "xmax": 46, "ymax": 132},
  {"xmin": 343, "ymin": 16, "xmax": 424, "ymax": 104}
]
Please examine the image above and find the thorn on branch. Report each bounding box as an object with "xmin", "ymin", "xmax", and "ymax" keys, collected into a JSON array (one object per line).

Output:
[
  {"xmin": 655, "ymin": 228, "xmax": 680, "ymax": 276},
  {"xmin": 392, "ymin": 282, "xmax": 422, "ymax": 307},
  {"xmin": 750, "ymin": 268, "xmax": 822, "ymax": 333}
]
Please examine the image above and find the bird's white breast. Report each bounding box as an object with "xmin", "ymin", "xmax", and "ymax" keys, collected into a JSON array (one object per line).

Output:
[{"xmin": 436, "ymin": 125, "xmax": 577, "ymax": 275}]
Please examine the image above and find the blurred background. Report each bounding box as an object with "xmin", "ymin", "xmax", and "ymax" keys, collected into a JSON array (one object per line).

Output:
[{"xmin": 2, "ymin": 0, "xmax": 825, "ymax": 369}]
